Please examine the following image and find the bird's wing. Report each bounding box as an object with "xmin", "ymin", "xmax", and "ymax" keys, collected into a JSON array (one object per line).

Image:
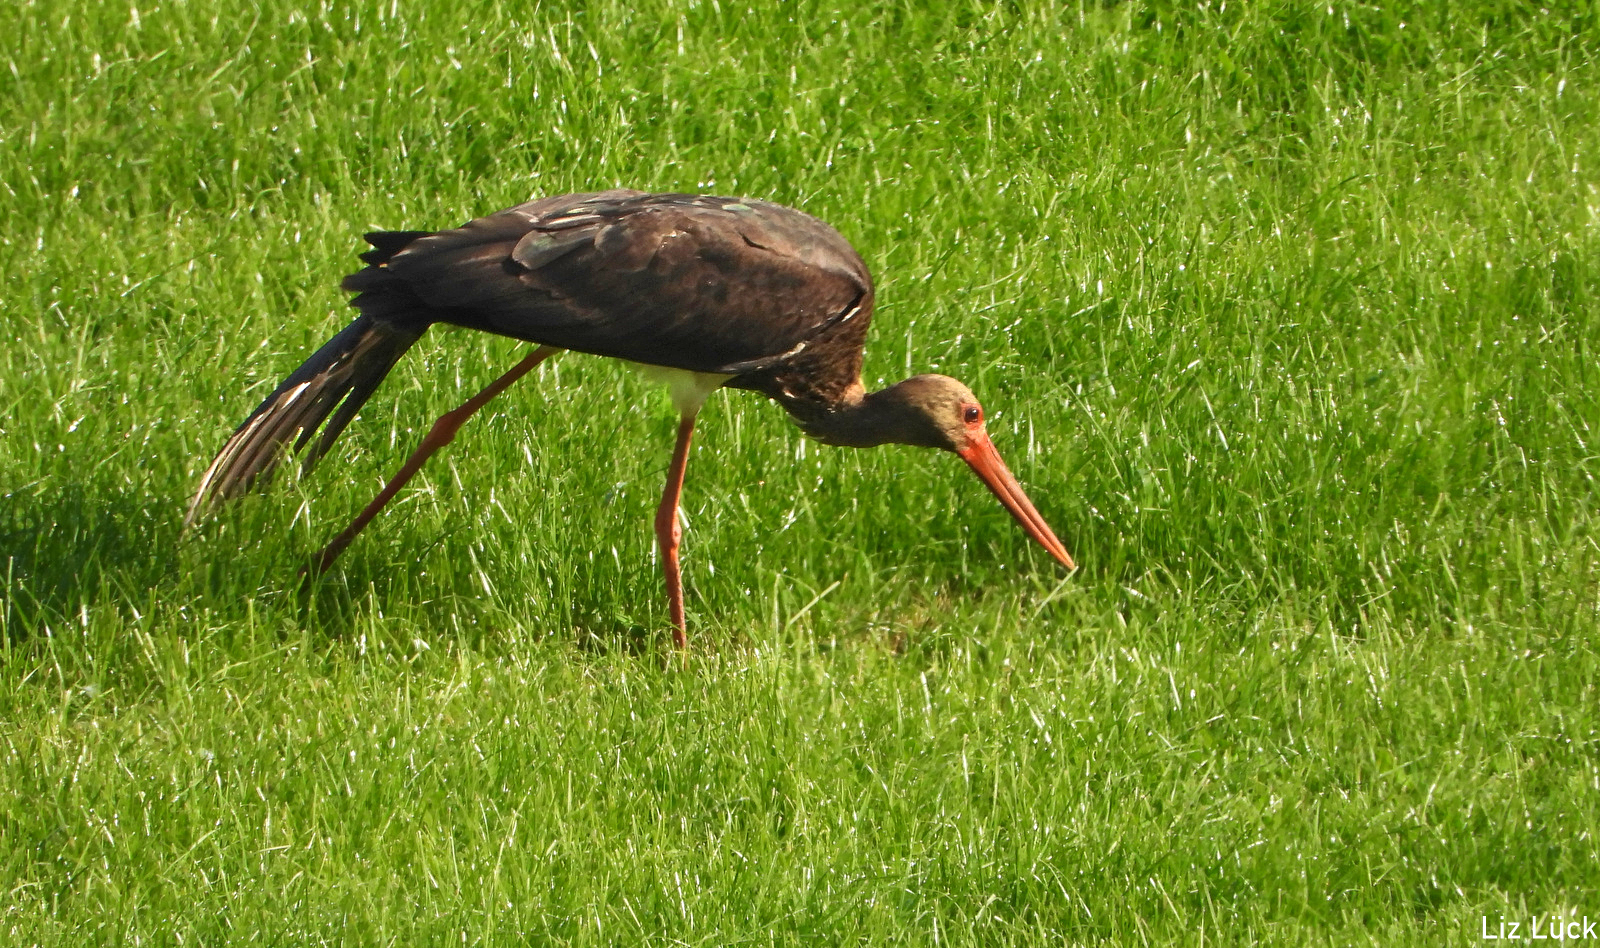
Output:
[{"xmin": 381, "ymin": 191, "xmax": 872, "ymax": 374}]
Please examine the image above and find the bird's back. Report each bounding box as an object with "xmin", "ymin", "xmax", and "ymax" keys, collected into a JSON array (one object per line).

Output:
[{"xmin": 344, "ymin": 192, "xmax": 875, "ymax": 401}]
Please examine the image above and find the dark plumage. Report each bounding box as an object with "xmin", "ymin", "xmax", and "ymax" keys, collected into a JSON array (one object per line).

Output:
[
  {"xmin": 188, "ymin": 190, "xmax": 1075, "ymax": 645},
  {"xmin": 349, "ymin": 190, "xmax": 873, "ymax": 401}
]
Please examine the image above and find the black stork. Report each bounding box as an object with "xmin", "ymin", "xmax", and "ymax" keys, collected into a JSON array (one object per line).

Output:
[{"xmin": 186, "ymin": 190, "xmax": 1076, "ymax": 646}]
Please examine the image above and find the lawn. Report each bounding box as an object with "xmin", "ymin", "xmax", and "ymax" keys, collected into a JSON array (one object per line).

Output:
[{"xmin": 1, "ymin": 1, "xmax": 1597, "ymax": 943}]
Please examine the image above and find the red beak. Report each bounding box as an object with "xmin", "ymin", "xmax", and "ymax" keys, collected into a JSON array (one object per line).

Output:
[{"xmin": 957, "ymin": 431, "xmax": 1077, "ymax": 570}]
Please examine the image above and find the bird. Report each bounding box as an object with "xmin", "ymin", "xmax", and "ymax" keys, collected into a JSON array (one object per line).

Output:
[{"xmin": 186, "ymin": 189, "xmax": 1076, "ymax": 646}]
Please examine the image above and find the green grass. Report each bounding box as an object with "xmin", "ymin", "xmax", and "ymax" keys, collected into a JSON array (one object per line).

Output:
[{"xmin": 3, "ymin": 0, "xmax": 1598, "ymax": 943}]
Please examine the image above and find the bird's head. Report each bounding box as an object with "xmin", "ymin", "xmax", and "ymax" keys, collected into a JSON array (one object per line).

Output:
[{"xmin": 866, "ymin": 375, "xmax": 1077, "ymax": 570}]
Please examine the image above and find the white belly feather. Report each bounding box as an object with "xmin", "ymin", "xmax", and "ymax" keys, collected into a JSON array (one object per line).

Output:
[{"xmin": 630, "ymin": 363, "xmax": 735, "ymax": 417}]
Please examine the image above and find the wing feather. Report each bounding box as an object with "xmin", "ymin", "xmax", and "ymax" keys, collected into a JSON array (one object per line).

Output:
[{"xmin": 377, "ymin": 192, "xmax": 873, "ymax": 375}]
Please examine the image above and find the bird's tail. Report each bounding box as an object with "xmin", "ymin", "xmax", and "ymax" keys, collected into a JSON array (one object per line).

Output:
[
  {"xmin": 185, "ymin": 231, "xmax": 437, "ymax": 526},
  {"xmin": 184, "ymin": 314, "xmax": 425, "ymax": 526}
]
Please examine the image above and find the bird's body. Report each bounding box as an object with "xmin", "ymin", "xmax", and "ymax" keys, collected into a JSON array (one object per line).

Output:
[
  {"xmin": 353, "ymin": 190, "xmax": 874, "ymax": 409},
  {"xmin": 189, "ymin": 190, "xmax": 1075, "ymax": 645}
]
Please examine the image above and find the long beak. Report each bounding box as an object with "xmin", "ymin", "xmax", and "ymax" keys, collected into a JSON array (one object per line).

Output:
[{"xmin": 957, "ymin": 431, "xmax": 1077, "ymax": 570}]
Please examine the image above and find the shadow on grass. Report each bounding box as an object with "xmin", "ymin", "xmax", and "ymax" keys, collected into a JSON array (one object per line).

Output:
[
  {"xmin": 283, "ymin": 524, "xmax": 670, "ymax": 656},
  {"xmin": 0, "ymin": 481, "xmax": 184, "ymax": 643}
]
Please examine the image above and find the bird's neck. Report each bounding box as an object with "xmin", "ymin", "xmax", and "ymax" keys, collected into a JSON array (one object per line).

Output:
[{"xmin": 784, "ymin": 381, "xmax": 897, "ymax": 448}]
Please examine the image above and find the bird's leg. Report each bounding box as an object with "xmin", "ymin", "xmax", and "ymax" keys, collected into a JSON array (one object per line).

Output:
[
  {"xmin": 307, "ymin": 345, "xmax": 561, "ymax": 575},
  {"xmin": 655, "ymin": 414, "xmax": 697, "ymax": 648}
]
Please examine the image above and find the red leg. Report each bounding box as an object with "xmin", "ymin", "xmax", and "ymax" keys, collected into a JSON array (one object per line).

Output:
[
  {"xmin": 308, "ymin": 345, "xmax": 560, "ymax": 574},
  {"xmin": 655, "ymin": 414, "xmax": 697, "ymax": 648}
]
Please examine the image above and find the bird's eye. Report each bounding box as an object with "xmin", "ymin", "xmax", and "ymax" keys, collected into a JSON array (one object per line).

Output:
[{"xmin": 963, "ymin": 406, "xmax": 981, "ymax": 425}]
